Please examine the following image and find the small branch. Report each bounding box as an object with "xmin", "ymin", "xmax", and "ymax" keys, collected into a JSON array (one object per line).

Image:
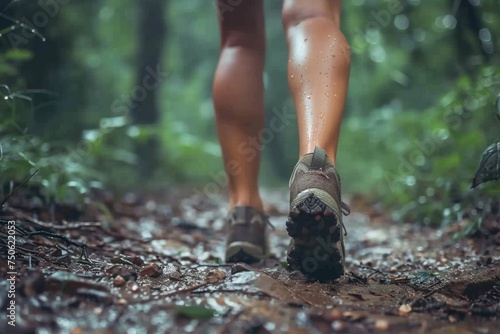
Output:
[
  {"xmin": 26, "ymin": 230, "xmax": 91, "ymax": 264},
  {"xmin": 0, "ymin": 169, "xmax": 39, "ymax": 209},
  {"xmin": 7, "ymin": 208, "xmax": 101, "ymax": 230}
]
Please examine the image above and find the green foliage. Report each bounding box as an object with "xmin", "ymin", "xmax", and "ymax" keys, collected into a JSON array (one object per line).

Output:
[
  {"xmin": 472, "ymin": 142, "xmax": 500, "ymax": 188},
  {"xmin": 1, "ymin": 84, "xmax": 92, "ymax": 203},
  {"xmin": 0, "ymin": 48, "xmax": 32, "ymax": 78},
  {"xmin": 1, "ymin": 0, "xmax": 499, "ymax": 231},
  {"xmin": 339, "ymin": 65, "xmax": 500, "ymax": 230}
]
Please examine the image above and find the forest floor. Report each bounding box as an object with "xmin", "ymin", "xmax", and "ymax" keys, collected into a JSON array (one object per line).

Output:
[{"xmin": 1, "ymin": 189, "xmax": 499, "ymax": 334}]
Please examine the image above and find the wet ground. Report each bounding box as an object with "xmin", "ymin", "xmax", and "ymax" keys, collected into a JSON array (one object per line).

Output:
[{"xmin": 1, "ymin": 189, "xmax": 499, "ymax": 333}]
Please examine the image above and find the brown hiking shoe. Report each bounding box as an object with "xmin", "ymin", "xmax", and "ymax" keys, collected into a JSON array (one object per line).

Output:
[
  {"xmin": 225, "ymin": 206, "xmax": 270, "ymax": 263},
  {"xmin": 286, "ymin": 146, "xmax": 350, "ymax": 281}
]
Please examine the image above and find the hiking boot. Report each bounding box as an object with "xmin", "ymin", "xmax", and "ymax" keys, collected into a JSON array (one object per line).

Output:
[
  {"xmin": 286, "ymin": 146, "xmax": 350, "ymax": 281},
  {"xmin": 225, "ymin": 206, "xmax": 270, "ymax": 263}
]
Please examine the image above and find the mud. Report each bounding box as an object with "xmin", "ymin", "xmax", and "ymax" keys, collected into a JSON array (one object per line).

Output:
[{"xmin": 0, "ymin": 190, "xmax": 499, "ymax": 333}]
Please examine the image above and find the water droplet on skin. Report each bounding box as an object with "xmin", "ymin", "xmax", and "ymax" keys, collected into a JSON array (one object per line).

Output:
[
  {"xmin": 31, "ymin": 29, "xmax": 36, "ymax": 33},
  {"xmin": 320, "ymin": 112, "xmax": 324, "ymax": 118},
  {"xmin": 322, "ymin": 58, "xmax": 325, "ymax": 61},
  {"xmin": 290, "ymin": 74, "xmax": 294, "ymax": 79},
  {"xmin": 334, "ymin": 94, "xmax": 337, "ymax": 97},
  {"xmin": 307, "ymin": 95, "xmax": 311, "ymax": 99},
  {"xmin": 325, "ymin": 93, "xmax": 329, "ymax": 97},
  {"xmin": 42, "ymin": 38, "xmax": 46, "ymax": 42},
  {"xmin": 328, "ymin": 35, "xmax": 331, "ymax": 38}
]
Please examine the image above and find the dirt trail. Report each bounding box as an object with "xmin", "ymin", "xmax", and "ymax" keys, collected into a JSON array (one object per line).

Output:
[{"xmin": 1, "ymin": 190, "xmax": 499, "ymax": 333}]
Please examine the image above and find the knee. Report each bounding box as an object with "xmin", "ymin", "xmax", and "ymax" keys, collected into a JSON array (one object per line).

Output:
[
  {"xmin": 219, "ymin": 0, "xmax": 265, "ymax": 49},
  {"xmin": 222, "ymin": 30, "xmax": 264, "ymax": 50},
  {"xmin": 282, "ymin": 0, "xmax": 341, "ymax": 31}
]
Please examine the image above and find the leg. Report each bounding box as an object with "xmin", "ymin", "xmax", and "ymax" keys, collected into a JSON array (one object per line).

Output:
[
  {"xmin": 283, "ymin": 0, "xmax": 351, "ymax": 280},
  {"xmin": 282, "ymin": 0, "xmax": 350, "ymax": 164},
  {"xmin": 213, "ymin": 0, "xmax": 265, "ymax": 211},
  {"xmin": 214, "ymin": 0, "xmax": 269, "ymax": 263}
]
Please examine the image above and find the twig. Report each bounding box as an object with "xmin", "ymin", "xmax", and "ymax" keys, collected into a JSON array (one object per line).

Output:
[
  {"xmin": 26, "ymin": 230, "xmax": 92, "ymax": 264},
  {"xmin": 0, "ymin": 169, "xmax": 39, "ymax": 209},
  {"xmin": 358, "ymin": 265, "xmax": 387, "ymax": 278},
  {"xmin": 131, "ymin": 282, "xmax": 211, "ymax": 304},
  {"xmin": 192, "ymin": 289, "xmax": 272, "ymax": 298},
  {"xmin": 7, "ymin": 209, "xmax": 102, "ymax": 230},
  {"xmin": 410, "ymin": 288, "xmax": 440, "ymax": 307},
  {"xmin": 164, "ymin": 282, "xmax": 209, "ymax": 296},
  {"xmin": 189, "ymin": 263, "xmax": 234, "ymax": 269}
]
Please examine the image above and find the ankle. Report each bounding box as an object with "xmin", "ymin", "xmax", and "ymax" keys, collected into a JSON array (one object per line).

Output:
[
  {"xmin": 301, "ymin": 146, "xmax": 336, "ymax": 166},
  {"xmin": 229, "ymin": 195, "xmax": 264, "ymax": 212}
]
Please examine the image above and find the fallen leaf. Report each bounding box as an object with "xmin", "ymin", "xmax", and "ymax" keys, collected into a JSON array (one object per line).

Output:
[
  {"xmin": 140, "ymin": 264, "xmax": 162, "ymax": 278},
  {"xmin": 206, "ymin": 269, "xmax": 226, "ymax": 284},
  {"xmin": 175, "ymin": 306, "xmax": 216, "ymax": 319}
]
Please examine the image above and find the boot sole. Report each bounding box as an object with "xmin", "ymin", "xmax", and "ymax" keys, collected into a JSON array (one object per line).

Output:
[
  {"xmin": 286, "ymin": 190, "xmax": 344, "ymax": 281},
  {"xmin": 226, "ymin": 241, "xmax": 267, "ymax": 263}
]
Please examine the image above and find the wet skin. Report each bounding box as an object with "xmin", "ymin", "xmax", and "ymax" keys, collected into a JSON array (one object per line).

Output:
[{"xmin": 213, "ymin": 0, "xmax": 350, "ymax": 210}]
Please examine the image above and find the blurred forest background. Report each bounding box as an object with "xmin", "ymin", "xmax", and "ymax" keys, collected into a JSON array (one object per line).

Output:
[{"xmin": 1, "ymin": 0, "xmax": 499, "ymax": 232}]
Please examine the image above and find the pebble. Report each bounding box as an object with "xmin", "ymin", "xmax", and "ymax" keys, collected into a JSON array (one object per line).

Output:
[
  {"xmin": 328, "ymin": 308, "xmax": 342, "ymax": 321},
  {"xmin": 106, "ymin": 266, "xmax": 137, "ymax": 281},
  {"xmin": 331, "ymin": 320, "xmax": 347, "ymax": 331},
  {"xmin": 140, "ymin": 263, "xmax": 162, "ymax": 278},
  {"xmin": 206, "ymin": 270, "xmax": 226, "ymax": 284},
  {"xmin": 399, "ymin": 304, "xmax": 412, "ymax": 316},
  {"xmin": 129, "ymin": 256, "xmax": 144, "ymax": 266},
  {"xmin": 374, "ymin": 319, "xmax": 389, "ymax": 331},
  {"xmin": 113, "ymin": 275, "xmax": 125, "ymax": 287}
]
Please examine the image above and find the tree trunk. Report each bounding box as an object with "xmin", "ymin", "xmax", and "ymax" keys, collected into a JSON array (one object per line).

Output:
[{"xmin": 132, "ymin": 0, "xmax": 168, "ymax": 179}]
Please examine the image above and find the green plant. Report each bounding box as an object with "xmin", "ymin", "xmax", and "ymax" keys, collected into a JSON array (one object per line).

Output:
[{"xmin": 343, "ymin": 66, "xmax": 500, "ymax": 230}]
